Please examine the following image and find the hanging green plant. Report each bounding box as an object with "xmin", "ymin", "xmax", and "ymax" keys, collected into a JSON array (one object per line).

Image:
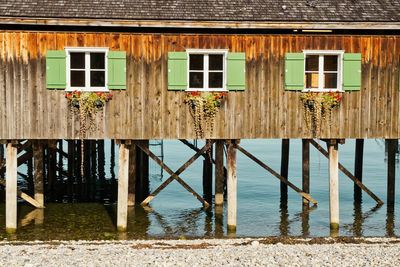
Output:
[
  {"xmin": 185, "ymin": 91, "xmax": 226, "ymax": 139},
  {"xmin": 65, "ymin": 91, "xmax": 113, "ymax": 177},
  {"xmin": 300, "ymin": 91, "xmax": 342, "ymax": 136}
]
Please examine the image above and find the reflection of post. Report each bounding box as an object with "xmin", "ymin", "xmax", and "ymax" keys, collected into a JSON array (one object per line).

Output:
[
  {"xmin": 280, "ymin": 139, "xmax": 289, "ymax": 203},
  {"xmin": 227, "ymin": 140, "xmax": 237, "ymax": 232},
  {"xmin": 214, "ymin": 205, "xmax": 223, "ymax": 237},
  {"xmin": 279, "ymin": 202, "xmax": 289, "ymax": 236},
  {"xmin": 328, "ymin": 141, "xmax": 339, "ymax": 231},
  {"xmin": 386, "ymin": 207, "xmax": 395, "ymax": 237},
  {"xmin": 204, "ymin": 208, "xmax": 213, "ymax": 237},
  {"xmin": 20, "ymin": 209, "xmax": 44, "ymax": 227},
  {"xmin": 117, "ymin": 142, "xmax": 129, "ymax": 232},
  {"xmin": 353, "ymin": 202, "xmax": 362, "ymax": 236},
  {"xmin": 6, "ymin": 142, "xmax": 18, "ymax": 233}
]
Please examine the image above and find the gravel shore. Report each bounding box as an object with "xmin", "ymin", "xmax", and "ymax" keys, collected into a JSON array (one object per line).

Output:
[{"xmin": 0, "ymin": 238, "xmax": 399, "ymax": 266}]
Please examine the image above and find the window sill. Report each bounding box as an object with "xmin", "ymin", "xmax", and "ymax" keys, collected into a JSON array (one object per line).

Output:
[
  {"xmin": 186, "ymin": 89, "xmax": 228, "ymax": 92},
  {"xmin": 66, "ymin": 88, "xmax": 109, "ymax": 92},
  {"xmin": 302, "ymin": 89, "xmax": 344, "ymax": 93}
]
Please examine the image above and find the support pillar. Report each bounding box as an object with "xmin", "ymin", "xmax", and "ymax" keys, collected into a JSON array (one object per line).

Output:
[
  {"xmin": 215, "ymin": 140, "xmax": 224, "ymax": 206},
  {"xmin": 387, "ymin": 139, "xmax": 397, "ymax": 209},
  {"xmin": 136, "ymin": 140, "xmax": 149, "ymax": 203},
  {"xmin": 128, "ymin": 143, "xmax": 136, "ymax": 206},
  {"xmin": 280, "ymin": 139, "xmax": 289, "ymax": 202},
  {"xmin": 117, "ymin": 142, "xmax": 129, "ymax": 231},
  {"xmin": 33, "ymin": 141, "xmax": 44, "ymax": 208},
  {"xmin": 354, "ymin": 139, "xmax": 364, "ymax": 203},
  {"xmin": 227, "ymin": 140, "xmax": 238, "ymax": 231},
  {"xmin": 203, "ymin": 140, "xmax": 213, "ymax": 204},
  {"xmin": 302, "ymin": 139, "xmax": 310, "ymax": 207},
  {"xmin": 328, "ymin": 141, "xmax": 339, "ymax": 231},
  {"xmin": 6, "ymin": 142, "xmax": 18, "ymax": 233}
]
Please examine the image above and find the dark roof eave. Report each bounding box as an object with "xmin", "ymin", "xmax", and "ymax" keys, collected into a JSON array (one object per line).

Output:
[{"xmin": 1, "ymin": 17, "xmax": 400, "ymax": 30}]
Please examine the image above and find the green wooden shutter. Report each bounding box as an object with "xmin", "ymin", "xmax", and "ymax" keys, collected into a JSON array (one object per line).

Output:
[
  {"xmin": 46, "ymin": 50, "xmax": 66, "ymax": 89},
  {"xmin": 167, "ymin": 52, "xmax": 187, "ymax": 90},
  {"xmin": 284, "ymin": 53, "xmax": 304, "ymax": 91},
  {"xmin": 342, "ymin": 53, "xmax": 361, "ymax": 91},
  {"xmin": 226, "ymin": 52, "xmax": 245, "ymax": 91},
  {"xmin": 108, "ymin": 51, "xmax": 126, "ymax": 90}
]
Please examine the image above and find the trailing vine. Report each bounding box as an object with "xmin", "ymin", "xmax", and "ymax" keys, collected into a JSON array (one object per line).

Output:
[
  {"xmin": 300, "ymin": 91, "xmax": 342, "ymax": 136},
  {"xmin": 185, "ymin": 91, "xmax": 226, "ymax": 139},
  {"xmin": 65, "ymin": 91, "xmax": 113, "ymax": 177}
]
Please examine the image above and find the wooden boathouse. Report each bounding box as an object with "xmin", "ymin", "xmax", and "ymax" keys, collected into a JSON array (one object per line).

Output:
[{"xmin": 0, "ymin": 0, "xmax": 399, "ymax": 234}]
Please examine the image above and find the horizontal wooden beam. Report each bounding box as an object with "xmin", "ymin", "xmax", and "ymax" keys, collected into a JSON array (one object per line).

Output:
[
  {"xmin": 310, "ymin": 139, "xmax": 383, "ymax": 205},
  {"xmin": 235, "ymin": 144, "xmax": 318, "ymax": 204},
  {"xmin": 1, "ymin": 17, "xmax": 399, "ymax": 30}
]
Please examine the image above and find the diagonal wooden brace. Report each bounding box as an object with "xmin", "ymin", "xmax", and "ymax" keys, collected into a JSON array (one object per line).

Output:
[
  {"xmin": 137, "ymin": 140, "xmax": 215, "ymax": 207},
  {"xmin": 235, "ymin": 144, "xmax": 318, "ymax": 204},
  {"xmin": 310, "ymin": 139, "xmax": 383, "ymax": 205},
  {"xmin": 0, "ymin": 177, "xmax": 44, "ymax": 208}
]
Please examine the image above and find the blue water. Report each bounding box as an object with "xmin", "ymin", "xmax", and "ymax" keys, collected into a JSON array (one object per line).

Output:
[{"xmin": 0, "ymin": 139, "xmax": 398, "ymax": 239}]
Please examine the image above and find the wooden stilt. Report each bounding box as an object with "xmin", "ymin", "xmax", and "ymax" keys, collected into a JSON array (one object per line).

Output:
[
  {"xmin": 67, "ymin": 140, "xmax": 74, "ymax": 202},
  {"xmin": 280, "ymin": 139, "xmax": 289, "ymax": 202},
  {"xmin": 227, "ymin": 140, "xmax": 238, "ymax": 231},
  {"xmin": 33, "ymin": 141, "xmax": 44, "ymax": 208},
  {"xmin": 214, "ymin": 140, "xmax": 224, "ymax": 206},
  {"xmin": 27, "ymin": 150, "xmax": 34, "ymax": 196},
  {"xmin": 302, "ymin": 139, "xmax": 310, "ymax": 206},
  {"xmin": 6, "ymin": 142, "xmax": 18, "ymax": 233},
  {"xmin": 387, "ymin": 139, "xmax": 397, "ymax": 208},
  {"xmin": 328, "ymin": 140, "xmax": 339, "ymax": 230},
  {"xmin": 136, "ymin": 140, "xmax": 149, "ymax": 202},
  {"xmin": 47, "ymin": 141, "xmax": 57, "ymax": 202},
  {"xmin": 310, "ymin": 139, "xmax": 383, "ymax": 205},
  {"xmin": 128, "ymin": 143, "xmax": 136, "ymax": 206},
  {"xmin": 203, "ymin": 140, "xmax": 213, "ymax": 204},
  {"xmin": 354, "ymin": 139, "xmax": 364, "ymax": 203},
  {"xmin": 117, "ymin": 142, "xmax": 129, "ymax": 232}
]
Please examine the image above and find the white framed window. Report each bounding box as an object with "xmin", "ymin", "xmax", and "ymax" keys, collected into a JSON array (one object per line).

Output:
[
  {"xmin": 186, "ymin": 49, "xmax": 228, "ymax": 91},
  {"xmin": 303, "ymin": 50, "xmax": 344, "ymax": 92},
  {"xmin": 65, "ymin": 47, "xmax": 109, "ymax": 91}
]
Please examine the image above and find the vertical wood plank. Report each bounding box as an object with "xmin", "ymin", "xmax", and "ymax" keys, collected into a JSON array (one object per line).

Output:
[{"xmin": 328, "ymin": 141, "xmax": 339, "ymax": 230}]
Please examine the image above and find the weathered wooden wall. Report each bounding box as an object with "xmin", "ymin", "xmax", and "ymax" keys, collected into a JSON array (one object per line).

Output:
[{"xmin": 0, "ymin": 31, "xmax": 399, "ymax": 139}]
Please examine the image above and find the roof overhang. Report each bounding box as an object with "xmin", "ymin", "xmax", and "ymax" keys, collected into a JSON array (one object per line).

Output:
[{"xmin": 0, "ymin": 17, "xmax": 399, "ymax": 30}]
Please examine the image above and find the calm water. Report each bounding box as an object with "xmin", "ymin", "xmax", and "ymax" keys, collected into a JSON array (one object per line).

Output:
[{"xmin": 0, "ymin": 139, "xmax": 399, "ymax": 240}]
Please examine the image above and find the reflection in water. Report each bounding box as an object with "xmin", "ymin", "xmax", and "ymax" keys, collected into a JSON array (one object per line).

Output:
[
  {"xmin": 279, "ymin": 201, "xmax": 289, "ymax": 236},
  {"xmin": 386, "ymin": 206, "xmax": 395, "ymax": 237}
]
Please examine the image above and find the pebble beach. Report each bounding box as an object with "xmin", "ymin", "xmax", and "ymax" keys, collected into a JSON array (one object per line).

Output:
[{"xmin": 0, "ymin": 238, "xmax": 399, "ymax": 266}]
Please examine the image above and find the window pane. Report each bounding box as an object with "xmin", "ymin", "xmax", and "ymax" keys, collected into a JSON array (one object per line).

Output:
[
  {"xmin": 189, "ymin": 54, "xmax": 204, "ymax": 70},
  {"xmin": 189, "ymin": 72, "xmax": 204, "ymax": 88},
  {"xmin": 90, "ymin": 53, "xmax": 105, "ymax": 69},
  {"xmin": 209, "ymin": 72, "xmax": 223, "ymax": 88},
  {"xmin": 209, "ymin": 55, "xmax": 223, "ymax": 70},
  {"xmin": 90, "ymin": 71, "xmax": 105, "ymax": 87},
  {"xmin": 305, "ymin": 73, "xmax": 319, "ymax": 88},
  {"xmin": 305, "ymin": 55, "xmax": 318, "ymax": 71},
  {"xmin": 324, "ymin": 55, "xmax": 338, "ymax": 71},
  {"xmin": 71, "ymin": 70, "xmax": 85, "ymax": 87},
  {"xmin": 70, "ymin": 53, "xmax": 85, "ymax": 69},
  {"xmin": 324, "ymin": 73, "xmax": 337, "ymax": 89}
]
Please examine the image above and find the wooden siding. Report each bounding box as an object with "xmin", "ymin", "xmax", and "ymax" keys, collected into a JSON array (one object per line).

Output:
[{"xmin": 0, "ymin": 32, "xmax": 399, "ymax": 139}]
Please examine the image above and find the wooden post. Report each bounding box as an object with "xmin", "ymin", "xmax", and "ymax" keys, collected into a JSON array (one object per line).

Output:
[
  {"xmin": 387, "ymin": 139, "xmax": 397, "ymax": 208},
  {"xmin": 354, "ymin": 139, "xmax": 364, "ymax": 203},
  {"xmin": 67, "ymin": 140, "xmax": 74, "ymax": 202},
  {"xmin": 6, "ymin": 142, "xmax": 18, "ymax": 233},
  {"xmin": 128, "ymin": 143, "xmax": 136, "ymax": 206},
  {"xmin": 203, "ymin": 140, "xmax": 213, "ymax": 204},
  {"xmin": 280, "ymin": 139, "xmax": 289, "ymax": 202},
  {"xmin": 117, "ymin": 142, "xmax": 129, "ymax": 231},
  {"xmin": 33, "ymin": 141, "xmax": 44, "ymax": 208},
  {"xmin": 215, "ymin": 140, "xmax": 224, "ymax": 206},
  {"xmin": 136, "ymin": 140, "xmax": 149, "ymax": 203},
  {"xmin": 227, "ymin": 140, "xmax": 238, "ymax": 231},
  {"xmin": 328, "ymin": 141, "xmax": 339, "ymax": 230},
  {"xmin": 302, "ymin": 139, "xmax": 310, "ymax": 207}
]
